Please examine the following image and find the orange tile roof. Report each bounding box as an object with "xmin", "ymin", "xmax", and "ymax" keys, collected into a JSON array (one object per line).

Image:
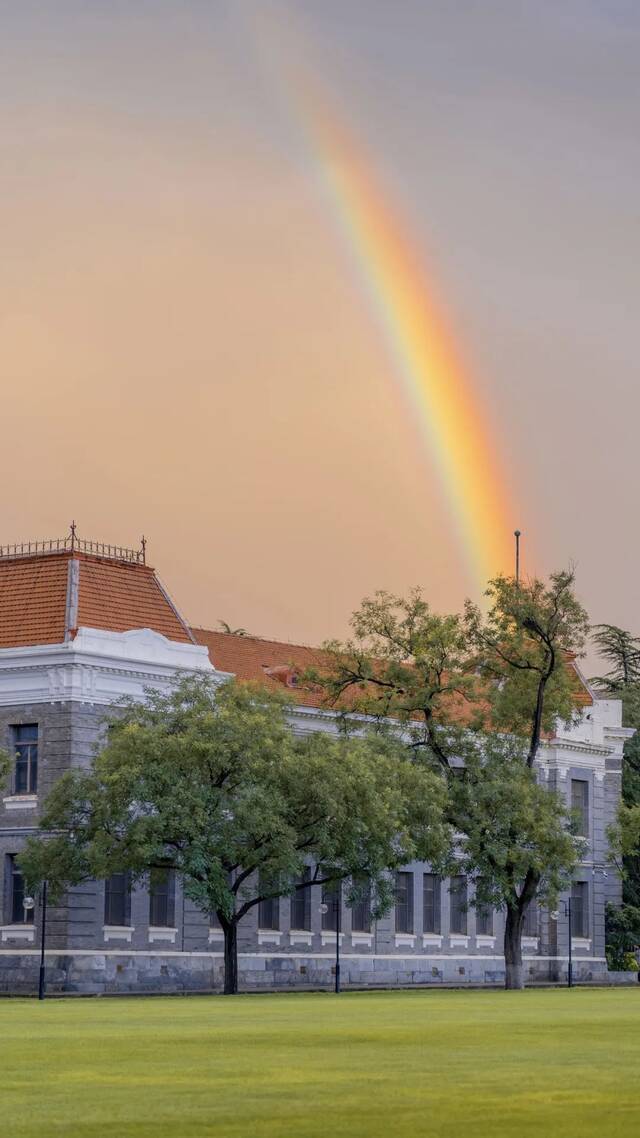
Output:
[
  {"xmin": 0, "ymin": 551, "xmax": 193, "ymax": 648},
  {"xmin": 76, "ymin": 557, "xmax": 193, "ymax": 643},
  {"xmin": 192, "ymin": 627, "xmax": 593, "ymax": 715},
  {"xmin": 0, "ymin": 556, "xmax": 69, "ymax": 647}
]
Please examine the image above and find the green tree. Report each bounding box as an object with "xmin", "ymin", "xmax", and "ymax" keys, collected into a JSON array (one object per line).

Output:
[
  {"xmin": 311, "ymin": 570, "xmax": 588, "ymax": 988},
  {"xmin": 590, "ymin": 624, "xmax": 640, "ymax": 958},
  {"xmin": 20, "ymin": 676, "xmax": 450, "ymax": 995}
]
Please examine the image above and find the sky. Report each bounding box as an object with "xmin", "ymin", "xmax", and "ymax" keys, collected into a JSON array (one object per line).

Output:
[{"xmin": 2, "ymin": 1, "xmax": 639, "ymax": 647}]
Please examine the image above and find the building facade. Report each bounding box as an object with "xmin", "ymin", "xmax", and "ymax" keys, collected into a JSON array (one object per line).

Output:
[{"xmin": 0, "ymin": 536, "xmax": 632, "ymax": 994}]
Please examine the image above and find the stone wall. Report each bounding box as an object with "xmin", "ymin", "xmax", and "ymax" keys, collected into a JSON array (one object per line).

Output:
[{"xmin": 0, "ymin": 950, "xmax": 628, "ymax": 997}]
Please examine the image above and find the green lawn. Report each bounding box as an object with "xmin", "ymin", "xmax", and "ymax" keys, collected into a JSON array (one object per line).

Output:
[{"xmin": 2, "ymin": 989, "xmax": 639, "ymax": 1137}]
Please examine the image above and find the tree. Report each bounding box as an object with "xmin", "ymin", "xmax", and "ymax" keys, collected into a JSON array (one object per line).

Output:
[
  {"xmin": 20, "ymin": 676, "xmax": 450, "ymax": 995},
  {"xmin": 218, "ymin": 621, "xmax": 249, "ymax": 636},
  {"xmin": 590, "ymin": 624, "xmax": 640, "ymax": 957},
  {"xmin": 310, "ymin": 570, "xmax": 588, "ymax": 988}
]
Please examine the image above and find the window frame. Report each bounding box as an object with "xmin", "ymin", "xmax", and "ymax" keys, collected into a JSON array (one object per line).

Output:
[
  {"xmin": 7, "ymin": 855, "xmax": 34, "ymax": 925},
  {"xmin": 570, "ymin": 778, "xmax": 589, "ymax": 837},
  {"xmin": 12, "ymin": 723, "xmax": 38, "ymax": 796},
  {"xmin": 570, "ymin": 882, "xmax": 589, "ymax": 939},
  {"xmin": 149, "ymin": 866, "xmax": 175, "ymax": 928},
  {"xmin": 449, "ymin": 874, "xmax": 468, "ymax": 935},
  {"xmin": 422, "ymin": 872, "xmax": 441, "ymax": 934},
  {"xmin": 104, "ymin": 871, "xmax": 131, "ymax": 927},
  {"xmin": 350, "ymin": 876, "xmax": 372, "ymax": 934},
  {"xmin": 395, "ymin": 871, "xmax": 414, "ymax": 934},
  {"xmin": 290, "ymin": 867, "xmax": 312, "ymax": 931}
]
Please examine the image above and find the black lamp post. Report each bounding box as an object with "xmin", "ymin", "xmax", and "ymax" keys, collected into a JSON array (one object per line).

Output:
[
  {"xmin": 551, "ymin": 898, "xmax": 572, "ymax": 988},
  {"xmin": 24, "ymin": 882, "xmax": 48, "ymax": 1000},
  {"xmin": 320, "ymin": 888, "xmax": 341, "ymax": 994}
]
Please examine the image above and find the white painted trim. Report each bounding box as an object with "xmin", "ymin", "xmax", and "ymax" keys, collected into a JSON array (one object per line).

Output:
[
  {"xmin": 449, "ymin": 936, "xmax": 469, "ymax": 948},
  {"xmin": 394, "ymin": 934, "xmax": 416, "ymax": 948},
  {"xmin": 476, "ymin": 935, "xmax": 496, "ymax": 948},
  {"xmin": 522, "ymin": 936, "xmax": 540, "ymax": 950},
  {"xmin": 422, "ymin": 934, "xmax": 443, "ymax": 948},
  {"xmin": 571, "ymin": 937, "xmax": 592, "ymax": 950},
  {"xmin": 350, "ymin": 932, "xmax": 373, "ymax": 947},
  {"xmin": 257, "ymin": 929, "xmax": 282, "ymax": 945},
  {"xmin": 289, "ymin": 930, "xmax": 313, "ymax": 946},
  {"xmin": 102, "ymin": 925, "xmax": 134, "ymax": 943},
  {"xmin": 320, "ymin": 932, "xmax": 344, "ymax": 947},
  {"xmin": 2, "ymin": 795, "xmax": 38, "ymax": 810},
  {"xmin": 0, "ymin": 948, "xmax": 609, "ymax": 962},
  {"xmin": 0, "ymin": 925, "xmax": 35, "ymax": 943},
  {"xmin": 148, "ymin": 927, "xmax": 177, "ymax": 944},
  {"xmin": 207, "ymin": 928, "xmax": 224, "ymax": 944}
]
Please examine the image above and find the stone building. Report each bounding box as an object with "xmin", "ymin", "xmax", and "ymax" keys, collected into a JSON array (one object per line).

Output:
[{"xmin": 0, "ymin": 534, "xmax": 631, "ymax": 993}]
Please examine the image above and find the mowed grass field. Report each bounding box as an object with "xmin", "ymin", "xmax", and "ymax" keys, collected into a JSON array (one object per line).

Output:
[{"xmin": 2, "ymin": 989, "xmax": 639, "ymax": 1137}]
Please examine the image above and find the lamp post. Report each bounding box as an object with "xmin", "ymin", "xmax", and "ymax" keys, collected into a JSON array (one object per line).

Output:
[
  {"xmin": 319, "ymin": 889, "xmax": 341, "ymax": 994},
  {"xmin": 23, "ymin": 882, "xmax": 47, "ymax": 1000},
  {"xmin": 551, "ymin": 897, "xmax": 572, "ymax": 988}
]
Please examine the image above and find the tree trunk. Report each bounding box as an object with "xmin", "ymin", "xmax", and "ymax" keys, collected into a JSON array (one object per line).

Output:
[
  {"xmin": 504, "ymin": 905, "xmax": 525, "ymax": 990},
  {"xmin": 223, "ymin": 922, "xmax": 239, "ymax": 995}
]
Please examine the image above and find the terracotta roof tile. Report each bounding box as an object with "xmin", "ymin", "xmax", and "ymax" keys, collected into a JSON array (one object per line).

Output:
[
  {"xmin": 0, "ymin": 551, "xmax": 193, "ymax": 648},
  {"xmin": 0, "ymin": 556, "xmax": 69, "ymax": 647},
  {"xmin": 76, "ymin": 557, "xmax": 192, "ymax": 643}
]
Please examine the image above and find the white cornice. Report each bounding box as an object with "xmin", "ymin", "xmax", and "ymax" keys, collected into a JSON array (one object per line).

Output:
[{"xmin": 0, "ymin": 626, "xmax": 231, "ymax": 706}]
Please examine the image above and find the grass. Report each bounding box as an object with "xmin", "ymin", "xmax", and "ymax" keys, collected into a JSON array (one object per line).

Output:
[{"xmin": 1, "ymin": 989, "xmax": 639, "ymax": 1137}]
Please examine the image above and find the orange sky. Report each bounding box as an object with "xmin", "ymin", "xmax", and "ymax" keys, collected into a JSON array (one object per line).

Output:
[{"xmin": 3, "ymin": 2, "xmax": 640, "ymax": 645}]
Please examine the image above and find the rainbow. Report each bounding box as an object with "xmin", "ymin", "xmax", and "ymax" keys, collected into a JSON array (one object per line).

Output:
[
  {"xmin": 303, "ymin": 103, "xmax": 515, "ymax": 591},
  {"xmin": 242, "ymin": 10, "xmax": 516, "ymax": 592}
]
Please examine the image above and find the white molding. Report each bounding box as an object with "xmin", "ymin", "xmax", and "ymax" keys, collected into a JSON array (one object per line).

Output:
[
  {"xmin": 102, "ymin": 925, "xmax": 134, "ymax": 943},
  {"xmin": 0, "ymin": 925, "xmax": 35, "ymax": 943},
  {"xmin": 320, "ymin": 932, "xmax": 344, "ymax": 947},
  {"xmin": 476, "ymin": 935, "xmax": 496, "ymax": 948},
  {"xmin": 522, "ymin": 936, "xmax": 540, "ymax": 950},
  {"xmin": 2, "ymin": 795, "xmax": 37, "ymax": 810},
  {"xmin": 289, "ymin": 930, "xmax": 313, "ymax": 946},
  {"xmin": 257, "ymin": 929, "xmax": 282, "ymax": 945},
  {"xmin": 208, "ymin": 928, "xmax": 224, "ymax": 944},
  {"xmin": 350, "ymin": 932, "xmax": 373, "ymax": 947},
  {"xmin": 422, "ymin": 933, "xmax": 443, "ymax": 948},
  {"xmin": 0, "ymin": 627, "xmax": 225, "ymax": 707},
  {"xmin": 394, "ymin": 933, "xmax": 416, "ymax": 948},
  {"xmin": 571, "ymin": 937, "xmax": 592, "ymax": 950},
  {"xmin": 148, "ymin": 927, "xmax": 177, "ymax": 944},
  {"xmin": 449, "ymin": 935, "xmax": 469, "ymax": 948},
  {"xmin": 0, "ymin": 947, "xmax": 609, "ymax": 962}
]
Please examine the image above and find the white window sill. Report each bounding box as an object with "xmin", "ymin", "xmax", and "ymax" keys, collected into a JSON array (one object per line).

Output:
[
  {"xmin": 103, "ymin": 925, "xmax": 134, "ymax": 943},
  {"xmin": 351, "ymin": 932, "xmax": 373, "ymax": 947},
  {"xmin": 3, "ymin": 794, "xmax": 38, "ymax": 810},
  {"xmin": 148, "ymin": 927, "xmax": 177, "ymax": 944},
  {"xmin": 422, "ymin": 933, "xmax": 443, "ymax": 948},
  {"xmin": 394, "ymin": 934, "xmax": 416, "ymax": 948},
  {"xmin": 522, "ymin": 936, "xmax": 539, "ymax": 950},
  {"xmin": 1, "ymin": 924, "xmax": 35, "ymax": 943},
  {"xmin": 571, "ymin": 937, "xmax": 591, "ymax": 950},
  {"xmin": 476, "ymin": 935, "xmax": 496, "ymax": 948},
  {"xmin": 449, "ymin": 935, "xmax": 469, "ymax": 948},
  {"xmin": 258, "ymin": 929, "xmax": 282, "ymax": 945},
  {"xmin": 320, "ymin": 932, "xmax": 344, "ymax": 947},
  {"xmin": 289, "ymin": 930, "xmax": 313, "ymax": 946},
  {"xmin": 208, "ymin": 928, "xmax": 224, "ymax": 943}
]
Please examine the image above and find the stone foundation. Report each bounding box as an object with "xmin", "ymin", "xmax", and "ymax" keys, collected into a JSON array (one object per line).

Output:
[{"xmin": 0, "ymin": 951, "xmax": 630, "ymax": 996}]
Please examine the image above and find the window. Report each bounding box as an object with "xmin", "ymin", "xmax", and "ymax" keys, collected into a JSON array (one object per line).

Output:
[
  {"xmin": 423, "ymin": 873, "xmax": 441, "ymax": 934},
  {"xmin": 258, "ymin": 872, "xmax": 280, "ymax": 930},
  {"xmin": 449, "ymin": 875, "xmax": 467, "ymax": 935},
  {"xmin": 291, "ymin": 867, "xmax": 312, "ymax": 931},
  {"xmin": 321, "ymin": 875, "xmax": 341, "ymax": 932},
  {"xmin": 12, "ymin": 724, "xmax": 38, "ymax": 795},
  {"xmin": 475, "ymin": 900, "xmax": 493, "ymax": 936},
  {"xmin": 523, "ymin": 900, "xmax": 538, "ymax": 937},
  {"xmin": 571, "ymin": 882, "xmax": 589, "ymax": 939},
  {"xmin": 149, "ymin": 867, "xmax": 175, "ymax": 927},
  {"xmin": 571, "ymin": 779, "xmax": 589, "ymax": 837},
  {"xmin": 395, "ymin": 871, "xmax": 414, "ymax": 934},
  {"xmin": 7, "ymin": 856, "xmax": 33, "ymax": 924},
  {"xmin": 104, "ymin": 872, "xmax": 131, "ymax": 927},
  {"xmin": 351, "ymin": 876, "xmax": 371, "ymax": 933}
]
